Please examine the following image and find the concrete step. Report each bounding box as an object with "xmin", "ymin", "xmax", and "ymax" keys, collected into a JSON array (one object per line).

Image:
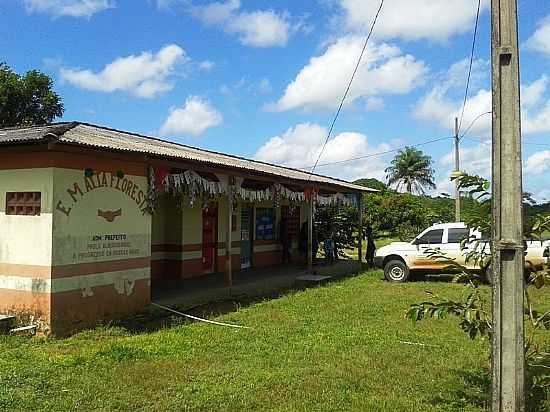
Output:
[
  {"xmin": 9, "ymin": 325, "xmax": 37, "ymax": 336},
  {"xmin": 295, "ymin": 274, "xmax": 333, "ymax": 287},
  {"xmin": 0, "ymin": 315, "xmax": 16, "ymax": 335}
]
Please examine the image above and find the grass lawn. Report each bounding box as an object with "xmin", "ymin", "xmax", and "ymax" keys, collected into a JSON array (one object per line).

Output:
[{"xmin": 1, "ymin": 271, "xmax": 549, "ymax": 411}]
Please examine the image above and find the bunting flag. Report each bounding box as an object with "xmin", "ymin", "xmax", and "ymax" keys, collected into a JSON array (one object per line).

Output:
[
  {"xmin": 154, "ymin": 167, "xmax": 170, "ymax": 192},
  {"xmin": 166, "ymin": 170, "xmax": 227, "ymax": 207},
  {"xmin": 157, "ymin": 168, "xmax": 356, "ymax": 209}
]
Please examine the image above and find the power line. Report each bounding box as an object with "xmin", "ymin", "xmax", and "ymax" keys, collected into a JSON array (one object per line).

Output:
[
  {"xmin": 464, "ymin": 135, "xmax": 550, "ymax": 148},
  {"xmin": 298, "ymin": 135, "xmax": 453, "ymax": 169},
  {"xmin": 308, "ymin": 0, "xmax": 384, "ymax": 179},
  {"xmin": 457, "ymin": 0, "xmax": 482, "ymax": 135},
  {"xmin": 460, "ymin": 111, "xmax": 492, "ymax": 138}
]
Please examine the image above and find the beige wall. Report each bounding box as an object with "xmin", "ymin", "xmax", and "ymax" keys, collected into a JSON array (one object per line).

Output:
[
  {"xmin": 0, "ymin": 168, "xmax": 54, "ymax": 328},
  {"xmin": 49, "ymin": 167, "xmax": 152, "ymax": 323},
  {"xmin": 52, "ymin": 168, "xmax": 151, "ymax": 267},
  {"xmin": 0, "ymin": 168, "xmax": 54, "ymax": 268},
  {"xmin": 151, "ymin": 193, "xmax": 183, "ymax": 246}
]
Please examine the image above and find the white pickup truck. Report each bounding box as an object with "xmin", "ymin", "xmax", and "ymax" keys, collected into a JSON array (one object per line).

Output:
[{"xmin": 373, "ymin": 222, "xmax": 549, "ymax": 283}]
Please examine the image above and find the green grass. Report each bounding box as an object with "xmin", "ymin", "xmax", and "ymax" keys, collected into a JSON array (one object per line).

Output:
[{"xmin": 1, "ymin": 271, "xmax": 548, "ymax": 411}]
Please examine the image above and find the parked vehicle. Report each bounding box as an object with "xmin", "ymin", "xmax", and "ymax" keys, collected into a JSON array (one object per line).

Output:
[{"xmin": 373, "ymin": 222, "xmax": 548, "ymax": 283}]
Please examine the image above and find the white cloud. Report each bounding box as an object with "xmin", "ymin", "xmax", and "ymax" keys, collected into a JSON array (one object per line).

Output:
[
  {"xmin": 365, "ymin": 97, "xmax": 384, "ymax": 112},
  {"xmin": 198, "ymin": 60, "xmax": 215, "ymax": 72},
  {"xmin": 258, "ymin": 78, "xmax": 272, "ymax": 94},
  {"xmin": 436, "ymin": 144, "xmax": 491, "ymax": 194},
  {"xmin": 415, "ymin": 88, "xmax": 492, "ymax": 137},
  {"xmin": 522, "ymin": 75, "xmax": 548, "ymax": 108},
  {"xmin": 526, "ymin": 15, "xmax": 550, "ymax": 56},
  {"xmin": 415, "ymin": 58, "xmax": 550, "ymax": 138},
  {"xmin": 521, "ymin": 76, "xmax": 550, "ymax": 135},
  {"xmin": 414, "ymin": 58, "xmax": 492, "ymax": 137},
  {"xmin": 23, "ymin": 0, "xmax": 114, "ymax": 18},
  {"xmin": 254, "ymin": 122, "xmax": 391, "ymax": 181},
  {"xmin": 190, "ymin": 0, "xmax": 295, "ymax": 48},
  {"xmin": 160, "ymin": 96, "xmax": 223, "ymax": 137},
  {"xmin": 525, "ymin": 151, "xmax": 550, "ymax": 176},
  {"xmin": 60, "ymin": 44, "xmax": 186, "ymax": 98},
  {"xmin": 335, "ymin": 0, "xmax": 489, "ymax": 42},
  {"xmin": 269, "ymin": 37, "xmax": 426, "ymax": 112}
]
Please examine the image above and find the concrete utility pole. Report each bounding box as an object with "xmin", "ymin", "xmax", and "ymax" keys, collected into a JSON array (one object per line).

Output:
[
  {"xmin": 454, "ymin": 117, "xmax": 461, "ymax": 222},
  {"xmin": 491, "ymin": 0, "xmax": 525, "ymax": 410}
]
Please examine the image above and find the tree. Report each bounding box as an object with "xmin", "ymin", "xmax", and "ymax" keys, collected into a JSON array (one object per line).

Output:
[
  {"xmin": 407, "ymin": 173, "xmax": 550, "ymax": 409},
  {"xmin": 385, "ymin": 147, "xmax": 436, "ymax": 194},
  {"xmin": 353, "ymin": 177, "xmax": 388, "ymax": 192},
  {"xmin": 0, "ymin": 62, "xmax": 64, "ymax": 128}
]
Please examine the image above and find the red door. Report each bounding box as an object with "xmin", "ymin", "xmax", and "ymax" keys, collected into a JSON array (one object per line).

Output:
[{"xmin": 202, "ymin": 205, "xmax": 218, "ymax": 273}]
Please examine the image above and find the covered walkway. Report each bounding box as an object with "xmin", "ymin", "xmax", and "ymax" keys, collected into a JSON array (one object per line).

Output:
[{"xmin": 152, "ymin": 260, "xmax": 361, "ymax": 309}]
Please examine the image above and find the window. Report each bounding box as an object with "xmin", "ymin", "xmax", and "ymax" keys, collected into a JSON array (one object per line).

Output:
[
  {"xmin": 256, "ymin": 208, "xmax": 275, "ymax": 240},
  {"xmin": 5, "ymin": 192, "xmax": 41, "ymax": 216},
  {"xmin": 448, "ymin": 228, "xmax": 470, "ymax": 244},
  {"xmin": 416, "ymin": 229, "xmax": 443, "ymax": 245}
]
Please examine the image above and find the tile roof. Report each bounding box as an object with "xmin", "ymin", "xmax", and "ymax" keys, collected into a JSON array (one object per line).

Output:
[{"xmin": 0, "ymin": 122, "xmax": 376, "ymax": 193}]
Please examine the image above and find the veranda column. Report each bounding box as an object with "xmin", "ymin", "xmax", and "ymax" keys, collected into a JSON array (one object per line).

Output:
[
  {"xmin": 307, "ymin": 197, "xmax": 313, "ymax": 273},
  {"xmin": 225, "ymin": 180, "xmax": 233, "ymax": 287}
]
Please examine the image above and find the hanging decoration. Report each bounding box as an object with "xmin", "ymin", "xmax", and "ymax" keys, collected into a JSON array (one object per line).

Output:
[
  {"xmin": 316, "ymin": 192, "xmax": 356, "ymax": 207},
  {"xmin": 145, "ymin": 166, "xmax": 157, "ymax": 214},
  {"xmin": 154, "ymin": 167, "xmax": 170, "ymax": 192},
  {"xmin": 304, "ymin": 187, "xmax": 318, "ymax": 202},
  {"xmin": 235, "ymin": 185, "xmax": 273, "ymax": 203},
  {"xmin": 156, "ymin": 167, "xmax": 357, "ymax": 210},
  {"xmin": 273, "ymin": 184, "xmax": 281, "ymax": 208},
  {"xmin": 277, "ymin": 184, "xmax": 305, "ymax": 203},
  {"xmin": 166, "ymin": 170, "xmax": 227, "ymax": 207}
]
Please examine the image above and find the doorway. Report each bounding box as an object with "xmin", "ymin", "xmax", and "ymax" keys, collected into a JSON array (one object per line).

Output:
[
  {"xmin": 240, "ymin": 207, "xmax": 253, "ymax": 269},
  {"xmin": 202, "ymin": 204, "xmax": 218, "ymax": 274}
]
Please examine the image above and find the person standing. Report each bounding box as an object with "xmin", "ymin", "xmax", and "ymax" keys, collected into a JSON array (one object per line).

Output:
[{"xmin": 365, "ymin": 226, "xmax": 376, "ymax": 268}]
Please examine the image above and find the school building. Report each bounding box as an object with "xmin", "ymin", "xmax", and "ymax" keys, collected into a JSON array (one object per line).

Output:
[{"xmin": 0, "ymin": 122, "xmax": 373, "ymax": 334}]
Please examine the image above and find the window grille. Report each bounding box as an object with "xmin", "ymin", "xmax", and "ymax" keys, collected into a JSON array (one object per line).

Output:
[{"xmin": 5, "ymin": 192, "xmax": 41, "ymax": 216}]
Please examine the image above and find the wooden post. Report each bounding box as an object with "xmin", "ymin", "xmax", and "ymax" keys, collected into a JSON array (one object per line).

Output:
[
  {"xmin": 491, "ymin": 0, "xmax": 525, "ymax": 410},
  {"xmin": 357, "ymin": 194, "xmax": 363, "ymax": 265},
  {"xmin": 307, "ymin": 198, "xmax": 313, "ymax": 273},
  {"xmin": 225, "ymin": 182, "xmax": 233, "ymax": 287}
]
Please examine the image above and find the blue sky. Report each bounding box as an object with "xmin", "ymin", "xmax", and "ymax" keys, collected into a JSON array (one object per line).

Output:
[{"xmin": 2, "ymin": 0, "xmax": 550, "ymax": 200}]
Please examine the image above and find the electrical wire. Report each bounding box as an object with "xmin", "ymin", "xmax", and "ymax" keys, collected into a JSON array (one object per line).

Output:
[
  {"xmin": 457, "ymin": 0, "xmax": 482, "ymax": 136},
  {"xmin": 460, "ymin": 111, "xmax": 492, "ymax": 138},
  {"xmin": 464, "ymin": 135, "xmax": 550, "ymax": 148},
  {"xmin": 297, "ymin": 135, "xmax": 453, "ymax": 169},
  {"xmin": 308, "ymin": 0, "xmax": 384, "ymax": 179}
]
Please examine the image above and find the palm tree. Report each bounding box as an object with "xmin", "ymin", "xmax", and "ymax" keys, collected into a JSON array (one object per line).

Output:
[{"xmin": 385, "ymin": 147, "xmax": 436, "ymax": 194}]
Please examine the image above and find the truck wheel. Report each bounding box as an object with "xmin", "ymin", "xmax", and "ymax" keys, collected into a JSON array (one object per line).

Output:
[{"xmin": 384, "ymin": 260, "xmax": 410, "ymax": 283}]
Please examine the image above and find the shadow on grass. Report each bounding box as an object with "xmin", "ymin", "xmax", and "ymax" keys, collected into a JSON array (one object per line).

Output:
[
  {"xmin": 431, "ymin": 362, "xmax": 549, "ymax": 412},
  {"xmin": 527, "ymin": 353, "xmax": 550, "ymax": 412},
  {"xmin": 109, "ymin": 266, "xmax": 368, "ymax": 335},
  {"xmin": 430, "ymin": 368, "xmax": 491, "ymax": 411}
]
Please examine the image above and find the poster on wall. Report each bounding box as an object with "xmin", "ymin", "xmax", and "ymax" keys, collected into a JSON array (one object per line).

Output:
[{"xmin": 256, "ymin": 208, "xmax": 275, "ymax": 240}]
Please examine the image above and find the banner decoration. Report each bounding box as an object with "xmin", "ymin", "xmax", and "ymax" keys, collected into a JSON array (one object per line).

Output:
[
  {"xmin": 166, "ymin": 170, "xmax": 227, "ymax": 207},
  {"xmin": 316, "ymin": 192, "xmax": 356, "ymax": 207},
  {"xmin": 157, "ymin": 168, "xmax": 356, "ymax": 208}
]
